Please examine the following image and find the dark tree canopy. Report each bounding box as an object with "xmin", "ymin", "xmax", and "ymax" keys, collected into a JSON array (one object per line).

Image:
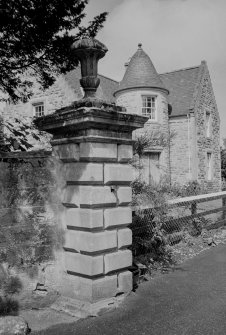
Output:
[{"xmin": 0, "ymin": 0, "xmax": 107, "ymax": 102}]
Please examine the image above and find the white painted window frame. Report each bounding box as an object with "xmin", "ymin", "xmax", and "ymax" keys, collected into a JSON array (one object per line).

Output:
[
  {"xmin": 30, "ymin": 98, "xmax": 46, "ymax": 118},
  {"xmin": 141, "ymin": 95, "xmax": 157, "ymax": 121},
  {"xmin": 33, "ymin": 102, "xmax": 45, "ymax": 117}
]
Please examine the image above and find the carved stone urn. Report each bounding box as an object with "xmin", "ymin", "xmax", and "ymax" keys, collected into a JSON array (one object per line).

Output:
[{"xmin": 71, "ymin": 38, "xmax": 108, "ymax": 99}]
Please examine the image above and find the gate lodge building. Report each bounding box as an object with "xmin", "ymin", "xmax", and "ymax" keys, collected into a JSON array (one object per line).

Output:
[{"xmin": 1, "ymin": 44, "xmax": 221, "ymax": 191}]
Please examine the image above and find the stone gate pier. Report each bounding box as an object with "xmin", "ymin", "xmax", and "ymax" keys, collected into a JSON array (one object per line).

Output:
[{"xmin": 35, "ymin": 38, "xmax": 147, "ymax": 316}]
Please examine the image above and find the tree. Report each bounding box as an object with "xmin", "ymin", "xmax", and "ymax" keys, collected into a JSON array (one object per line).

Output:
[{"xmin": 0, "ymin": 0, "xmax": 107, "ymax": 102}]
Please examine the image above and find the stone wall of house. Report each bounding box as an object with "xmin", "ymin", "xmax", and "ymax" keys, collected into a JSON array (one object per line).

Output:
[
  {"xmin": 2, "ymin": 76, "xmax": 79, "ymax": 119},
  {"xmin": 0, "ymin": 150, "xmax": 65, "ymax": 308},
  {"xmin": 169, "ymin": 116, "xmax": 190, "ymax": 184},
  {"xmin": 116, "ymin": 88, "xmax": 170, "ymax": 182},
  {"xmin": 195, "ymin": 70, "xmax": 221, "ymax": 192}
]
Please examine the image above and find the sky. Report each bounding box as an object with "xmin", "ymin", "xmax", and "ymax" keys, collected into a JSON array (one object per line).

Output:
[{"xmin": 85, "ymin": 0, "xmax": 226, "ymax": 140}]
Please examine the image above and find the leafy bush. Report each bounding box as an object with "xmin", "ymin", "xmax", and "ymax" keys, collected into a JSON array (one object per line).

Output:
[
  {"xmin": 0, "ymin": 268, "xmax": 22, "ymax": 316},
  {"xmin": 0, "ymin": 155, "xmax": 63, "ymax": 314},
  {"xmin": 0, "ymin": 296, "xmax": 19, "ymax": 316},
  {"xmin": 173, "ymin": 180, "xmax": 208, "ymax": 197},
  {"xmin": 1, "ymin": 276, "xmax": 23, "ymax": 296},
  {"xmin": 130, "ymin": 178, "xmax": 170, "ymax": 260},
  {"xmin": 130, "ymin": 177, "xmax": 208, "ymax": 268}
]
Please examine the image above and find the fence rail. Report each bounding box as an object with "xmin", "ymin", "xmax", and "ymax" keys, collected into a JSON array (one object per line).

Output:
[{"xmin": 131, "ymin": 191, "xmax": 226, "ymax": 254}]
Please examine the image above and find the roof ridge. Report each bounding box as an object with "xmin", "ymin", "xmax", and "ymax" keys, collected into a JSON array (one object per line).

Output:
[
  {"xmin": 189, "ymin": 61, "xmax": 207, "ymax": 111},
  {"xmin": 98, "ymin": 73, "xmax": 119, "ymax": 84},
  {"xmin": 160, "ymin": 65, "xmax": 201, "ymax": 75}
]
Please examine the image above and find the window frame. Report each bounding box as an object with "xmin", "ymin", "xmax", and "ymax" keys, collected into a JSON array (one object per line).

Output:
[
  {"xmin": 33, "ymin": 102, "xmax": 45, "ymax": 118},
  {"xmin": 206, "ymin": 152, "xmax": 212, "ymax": 181},
  {"xmin": 141, "ymin": 95, "xmax": 157, "ymax": 121},
  {"xmin": 29, "ymin": 96, "xmax": 48, "ymax": 118},
  {"xmin": 205, "ymin": 110, "xmax": 211, "ymax": 138}
]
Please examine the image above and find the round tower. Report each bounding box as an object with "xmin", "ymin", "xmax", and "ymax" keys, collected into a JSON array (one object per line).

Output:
[
  {"xmin": 114, "ymin": 43, "xmax": 169, "ymax": 121},
  {"xmin": 114, "ymin": 44, "xmax": 170, "ymax": 184}
]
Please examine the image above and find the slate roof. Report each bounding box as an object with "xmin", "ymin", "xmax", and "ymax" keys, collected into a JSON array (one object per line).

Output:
[
  {"xmin": 160, "ymin": 64, "xmax": 202, "ymax": 117},
  {"xmin": 64, "ymin": 67, "xmax": 118, "ymax": 103},
  {"xmin": 64, "ymin": 60, "xmax": 204, "ymax": 118},
  {"xmin": 115, "ymin": 44, "xmax": 167, "ymax": 94}
]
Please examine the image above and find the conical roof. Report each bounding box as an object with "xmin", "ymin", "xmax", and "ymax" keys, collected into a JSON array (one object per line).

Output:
[{"xmin": 114, "ymin": 43, "xmax": 168, "ymax": 95}]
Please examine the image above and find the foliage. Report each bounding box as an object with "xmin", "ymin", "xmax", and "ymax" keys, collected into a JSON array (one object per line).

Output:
[
  {"xmin": 130, "ymin": 178, "xmax": 170, "ymax": 259},
  {"xmin": 0, "ymin": 116, "xmax": 51, "ymax": 152},
  {"xmin": 169, "ymin": 180, "xmax": 208, "ymax": 198},
  {"xmin": 0, "ymin": 0, "xmax": 107, "ymax": 102},
  {"xmin": 130, "ymin": 176, "xmax": 208, "ymax": 271},
  {"xmin": 131, "ymin": 130, "xmax": 176, "ymax": 179},
  {"xmin": 0, "ymin": 296, "xmax": 19, "ymax": 316},
  {"xmin": 0, "ymin": 156, "xmax": 63, "ymax": 271},
  {"xmin": 0, "ymin": 266, "xmax": 21, "ymax": 316},
  {"xmin": 133, "ymin": 130, "xmax": 175, "ymax": 158}
]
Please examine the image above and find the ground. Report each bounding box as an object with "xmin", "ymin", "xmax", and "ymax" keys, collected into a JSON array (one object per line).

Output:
[
  {"xmin": 18, "ymin": 227, "xmax": 226, "ymax": 334},
  {"xmin": 146, "ymin": 226, "xmax": 226, "ymax": 279},
  {"xmin": 30, "ymin": 240, "xmax": 226, "ymax": 335}
]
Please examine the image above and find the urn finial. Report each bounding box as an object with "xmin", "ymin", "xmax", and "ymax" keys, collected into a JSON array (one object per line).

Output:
[{"xmin": 71, "ymin": 38, "xmax": 108, "ymax": 99}]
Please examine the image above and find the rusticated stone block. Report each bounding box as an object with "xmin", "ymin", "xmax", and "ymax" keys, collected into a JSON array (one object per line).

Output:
[
  {"xmin": 61, "ymin": 273, "xmax": 117, "ymax": 302},
  {"xmin": 104, "ymin": 250, "xmax": 132, "ymax": 274},
  {"xmin": 118, "ymin": 144, "xmax": 133, "ymax": 162},
  {"xmin": 104, "ymin": 164, "xmax": 133, "ymax": 185},
  {"xmin": 80, "ymin": 186, "xmax": 116, "ymax": 208},
  {"xmin": 64, "ymin": 208, "xmax": 103, "ymax": 229},
  {"xmin": 53, "ymin": 143, "xmax": 80, "ymax": 162},
  {"xmin": 65, "ymin": 162, "xmax": 103, "ymax": 184},
  {"xmin": 62, "ymin": 185, "xmax": 80, "ymax": 207},
  {"xmin": 65, "ymin": 230, "xmax": 117, "ymax": 253},
  {"xmin": 117, "ymin": 228, "xmax": 132, "ymax": 248},
  {"xmin": 118, "ymin": 271, "xmax": 133, "ymax": 293},
  {"xmin": 65, "ymin": 252, "xmax": 104, "ymax": 277},
  {"xmin": 92, "ymin": 275, "xmax": 117, "ymax": 302},
  {"xmin": 62, "ymin": 186, "xmax": 116, "ymax": 208},
  {"xmin": 104, "ymin": 207, "xmax": 132, "ymax": 228},
  {"xmin": 80, "ymin": 142, "xmax": 117, "ymax": 161},
  {"xmin": 117, "ymin": 187, "xmax": 132, "ymax": 205}
]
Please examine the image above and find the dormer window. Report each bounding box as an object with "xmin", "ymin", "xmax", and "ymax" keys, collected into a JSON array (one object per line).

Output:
[
  {"xmin": 142, "ymin": 96, "xmax": 156, "ymax": 120},
  {"xmin": 33, "ymin": 102, "xmax": 45, "ymax": 117}
]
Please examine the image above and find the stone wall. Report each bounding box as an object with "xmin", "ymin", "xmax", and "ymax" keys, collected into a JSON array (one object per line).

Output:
[
  {"xmin": 0, "ymin": 150, "xmax": 64, "ymax": 308},
  {"xmin": 169, "ymin": 69, "xmax": 221, "ymax": 192},
  {"xmin": 2, "ymin": 76, "xmax": 78, "ymax": 119},
  {"xmin": 169, "ymin": 116, "xmax": 190, "ymax": 184},
  {"xmin": 195, "ymin": 70, "xmax": 221, "ymax": 192}
]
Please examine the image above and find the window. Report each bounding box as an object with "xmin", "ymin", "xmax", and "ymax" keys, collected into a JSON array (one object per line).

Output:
[
  {"xmin": 142, "ymin": 96, "xmax": 156, "ymax": 120},
  {"xmin": 207, "ymin": 152, "xmax": 212, "ymax": 180},
  {"xmin": 206, "ymin": 112, "xmax": 211, "ymax": 137},
  {"xmin": 33, "ymin": 102, "xmax": 45, "ymax": 117}
]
